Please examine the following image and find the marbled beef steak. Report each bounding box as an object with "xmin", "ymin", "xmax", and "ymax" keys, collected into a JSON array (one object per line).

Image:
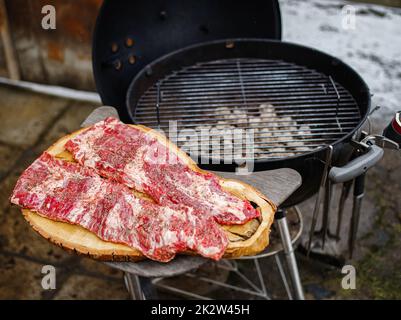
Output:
[
  {"xmin": 9, "ymin": 120, "xmax": 276, "ymax": 262},
  {"xmin": 10, "ymin": 153, "xmax": 228, "ymax": 262}
]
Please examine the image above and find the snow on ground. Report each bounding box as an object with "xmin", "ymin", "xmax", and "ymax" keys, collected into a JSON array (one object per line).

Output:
[{"xmin": 280, "ymin": 0, "xmax": 401, "ymax": 124}]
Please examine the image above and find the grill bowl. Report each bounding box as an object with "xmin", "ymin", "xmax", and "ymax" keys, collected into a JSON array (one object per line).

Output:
[{"xmin": 126, "ymin": 39, "xmax": 370, "ymax": 206}]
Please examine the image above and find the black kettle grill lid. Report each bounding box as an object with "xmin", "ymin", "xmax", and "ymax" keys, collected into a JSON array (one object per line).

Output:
[{"xmin": 92, "ymin": 0, "xmax": 282, "ymax": 121}]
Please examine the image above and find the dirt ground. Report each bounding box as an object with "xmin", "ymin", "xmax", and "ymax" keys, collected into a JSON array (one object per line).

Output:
[
  {"xmin": 0, "ymin": 87, "xmax": 130, "ymax": 299},
  {"xmin": 0, "ymin": 83, "xmax": 400, "ymax": 300}
]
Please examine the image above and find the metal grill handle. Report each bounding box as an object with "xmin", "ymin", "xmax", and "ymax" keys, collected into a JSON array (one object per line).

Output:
[{"xmin": 329, "ymin": 145, "xmax": 383, "ymax": 183}]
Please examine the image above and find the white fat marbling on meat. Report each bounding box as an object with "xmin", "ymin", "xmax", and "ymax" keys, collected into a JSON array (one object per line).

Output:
[
  {"xmin": 72, "ymin": 129, "xmax": 103, "ymax": 168},
  {"xmin": 197, "ymin": 245, "xmax": 221, "ymax": 256},
  {"xmin": 180, "ymin": 171, "xmax": 246, "ymax": 221},
  {"xmin": 161, "ymin": 230, "xmax": 179, "ymax": 246},
  {"xmin": 68, "ymin": 206, "xmax": 86, "ymax": 225},
  {"xmin": 123, "ymin": 145, "xmax": 149, "ymax": 190},
  {"xmin": 125, "ymin": 194, "xmax": 143, "ymax": 216},
  {"xmin": 103, "ymin": 202, "xmax": 122, "ymax": 230},
  {"xmin": 27, "ymin": 172, "xmax": 65, "ymax": 206}
]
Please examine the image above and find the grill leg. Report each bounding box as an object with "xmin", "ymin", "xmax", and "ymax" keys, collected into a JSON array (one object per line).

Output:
[
  {"xmin": 124, "ymin": 272, "xmax": 145, "ymax": 300},
  {"xmin": 276, "ymin": 210, "xmax": 305, "ymax": 300},
  {"xmin": 274, "ymin": 254, "xmax": 293, "ymax": 300}
]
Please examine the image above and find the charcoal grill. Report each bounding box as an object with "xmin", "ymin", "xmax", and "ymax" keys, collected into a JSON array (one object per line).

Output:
[
  {"xmin": 93, "ymin": 0, "xmax": 371, "ymax": 206},
  {"xmin": 92, "ymin": 0, "xmax": 400, "ymax": 300},
  {"xmin": 125, "ymin": 39, "xmax": 370, "ymax": 207}
]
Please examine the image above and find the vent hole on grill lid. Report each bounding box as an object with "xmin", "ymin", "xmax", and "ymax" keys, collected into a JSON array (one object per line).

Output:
[
  {"xmin": 111, "ymin": 42, "xmax": 119, "ymax": 53},
  {"xmin": 125, "ymin": 37, "xmax": 134, "ymax": 48},
  {"xmin": 159, "ymin": 11, "xmax": 167, "ymax": 20},
  {"xmin": 225, "ymin": 41, "xmax": 235, "ymax": 49},
  {"xmin": 113, "ymin": 59, "xmax": 122, "ymax": 71},
  {"xmin": 128, "ymin": 54, "xmax": 136, "ymax": 65}
]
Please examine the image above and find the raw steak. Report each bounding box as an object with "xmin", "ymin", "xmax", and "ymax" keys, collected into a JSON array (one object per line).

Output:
[
  {"xmin": 65, "ymin": 117, "xmax": 259, "ymax": 225},
  {"xmin": 10, "ymin": 153, "xmax": 228, "ymax": 262}
]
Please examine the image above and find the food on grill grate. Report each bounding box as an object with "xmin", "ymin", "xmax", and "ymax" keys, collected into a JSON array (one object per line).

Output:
[
  {"xmin": 10, "ymin": 120, "xmax": 275, "ymax": 262},
  {"xmin": 179, "ymin": 103, "xmax": 313, "ymax": 159},
  {"xmin": 215, "ymin": 107, "xmax": 232, "ymax": 119}
]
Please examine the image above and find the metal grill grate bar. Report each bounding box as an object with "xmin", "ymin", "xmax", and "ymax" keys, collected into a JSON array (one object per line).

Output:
[
  {"xmin": 139, "ymin": 118, "xmax": 360, "ymax": 128},
  {"xmin": 137, "ymin": 111, "xmax": 359, "ymax": 121},
  {"xmin": 136, "ymin": 103, "xmax": 359, "ymax": 114},
  {"xmin": 169, "ymin": 127, "xmax": 358, "ymax": 139},
  {"xmin": 137, "ymin": 97, "xmax": 356, "ymax": 108},
  {"xmin": 145, "ymin": 85, "xmax": 349, "ymax": 95},
  {"xmin": 144, "ymin": 79, "xmax": 346, "ymax": 91},
  {"xmin": 141, "ymin": 92, "xmax": 351, "ymax": 103}
]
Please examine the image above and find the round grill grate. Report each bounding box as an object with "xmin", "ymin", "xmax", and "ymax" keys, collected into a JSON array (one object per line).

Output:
[{"xmin": 134, "ymin": 58, "xmax": 361, "ymax": 161}]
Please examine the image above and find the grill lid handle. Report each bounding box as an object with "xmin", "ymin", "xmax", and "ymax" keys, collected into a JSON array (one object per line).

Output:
[{"xmin": 329, "ymin": 145, "xmax": 383, "ymax": 183}]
